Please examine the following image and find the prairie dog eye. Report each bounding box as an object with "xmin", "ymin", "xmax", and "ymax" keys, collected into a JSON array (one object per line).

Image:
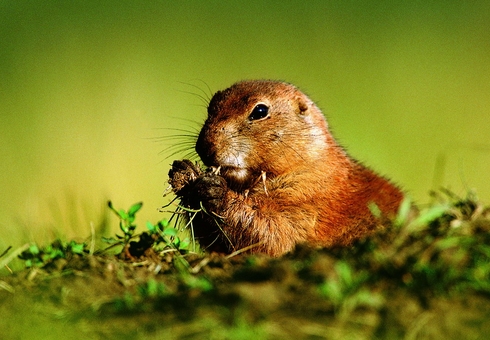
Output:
[{"xmin": 248, "ymin": 103, "xmax": 270, "ymax": 121}]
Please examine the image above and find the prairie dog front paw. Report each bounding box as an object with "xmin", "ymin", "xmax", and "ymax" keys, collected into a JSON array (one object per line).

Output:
[
  {"xmin": 168, "ymin": 159, "xmax": 202, "ymax": 196},
  {"xmin": 194, "ymin": 173, "xmax": 227, "ymax": 213}
]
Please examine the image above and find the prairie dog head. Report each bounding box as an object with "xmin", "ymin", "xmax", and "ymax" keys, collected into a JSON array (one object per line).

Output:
[{"xmin": 195, "ymin": 80, "xmax": 330, "ymax": 190}]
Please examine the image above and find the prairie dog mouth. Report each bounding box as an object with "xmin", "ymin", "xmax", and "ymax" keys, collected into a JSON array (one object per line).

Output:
[{"xmin": 219, "ymin": 166, "xmax": 249, "ymax": 182}]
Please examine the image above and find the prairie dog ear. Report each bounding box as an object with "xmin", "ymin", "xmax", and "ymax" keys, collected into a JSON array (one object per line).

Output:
[{"xmin": 296, "ymin": 96, "xmax": 310, "ymax": 114}]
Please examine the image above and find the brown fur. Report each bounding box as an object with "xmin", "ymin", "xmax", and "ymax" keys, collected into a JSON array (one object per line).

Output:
[{"xmin": 169, "ymin": 80, "xmax": 404, "ymax": 256}]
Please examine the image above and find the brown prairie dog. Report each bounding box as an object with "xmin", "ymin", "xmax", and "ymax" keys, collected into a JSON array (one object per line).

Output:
[{"xmin": 168, "ymin": 80, "xmax": 404, "ymax": 256}]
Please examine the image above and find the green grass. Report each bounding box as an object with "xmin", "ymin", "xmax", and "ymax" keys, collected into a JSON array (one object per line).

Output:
[{"xmin": 1, "ymin": 190, "xmax": 490, "ymax": 339}]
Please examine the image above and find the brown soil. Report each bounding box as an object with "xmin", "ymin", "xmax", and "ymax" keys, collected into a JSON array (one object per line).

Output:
[{"xmin": 1, "ymin": 245, "xmax": 489, "ymax": 340}]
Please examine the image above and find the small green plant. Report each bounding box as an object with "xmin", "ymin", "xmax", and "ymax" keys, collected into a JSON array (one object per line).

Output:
[
  {"xmin": 105, "ymin": 201, "xmax": 193, "ymax": 258},
  {"xmin": 146, "ymin": 219, "xmax": 191, "ymax": 253},
  {"xmin": 109, "ymin": 278, "xmax": 172, "ymax": 313},
  {"xmin": 107, "ymin": 201, "xmax": 143, "ymax": 247},
  {"xmin": 104, "ymin": 201, "xmax": 148, "ymax": 258},
  {"xmin": 18, "ymin": 239, "xmax": 86, "ymax": 268},
  {"xmin": 318, "ymin": 261, "xmax": 383, "ymax": 317}
]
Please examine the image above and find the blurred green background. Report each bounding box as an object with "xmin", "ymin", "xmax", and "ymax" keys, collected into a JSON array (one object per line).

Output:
[{"xmin": 1, "ymin": 1, "xmax": 489, "ymax": 249}]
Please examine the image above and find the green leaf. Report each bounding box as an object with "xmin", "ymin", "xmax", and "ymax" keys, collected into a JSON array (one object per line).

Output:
[
  {"xmin": 414, "ymin": 204, "xmax": 450, "ymax": 226},
  {"xmin": 180, "ymin": 238, "xmax": 190, "ymax": 250},
  {"xmin": 336, "ymin": 261, "xmax": 353, "ymax": 286},
  {"xmin": 435, "ymin": 236, "xmax": 461, "ymax": 250},
  {"xmin": 128, "ymin": 202, "xmax": 143, "ymax": 216},
  {"xmin": 118, "ymin": 210, "xmax": 128, "ymax": 220},
  {"xmin": 119, "ymin": 222, "xmax": 128, "ymax": 234},
  {"xmin": 70, "ymin": 242, "xmax": 85, "ymax": 254},
  {"xmin": 107, "ymin": 200, "xmax": 115, "ymax": 211},
  {"xmin": 163, "ymin": 228, "xmax": 178, "ymax": 237},
  {"xmin": 101, "ymin": 237, "xmax": 119, "ymax": 244},
  {"xmin": 48, "ymin": 248, "xmax": 64, "ymax": 259},
  {"xmin": 173, "ymin": 237, "xmax": 180, "ymax": 248},
  {"xmin": 319, "ymin": 279, "xmax": 343, "ymax": 303},
  {"xmin": 147, "ymin": 279, "xmax": 157, "ymax": 295},
  {"xmin": 29, "ymin": 244, "xmax": 40, "ymax": 255},
  {"xmin": 108, "ymin": 201, "xmax": 126, "ymax": 218},
  {"xmin": 186, "ymin": 276, "xmax": 213, "ymax": 292},
  {"xmin": 146, "ymin": 221, "xmax": 156, "ymax": 233},
  {"xmin": 128, "ymin": 216, "xmax": 136, "ymax": 225},
  {"xmin": 396, "ymin": 196, "xmax": 413, "ymax": 226},
  {"xmin": 351, "ymin": 289, "xmax": 385, "ymax": 309}
]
